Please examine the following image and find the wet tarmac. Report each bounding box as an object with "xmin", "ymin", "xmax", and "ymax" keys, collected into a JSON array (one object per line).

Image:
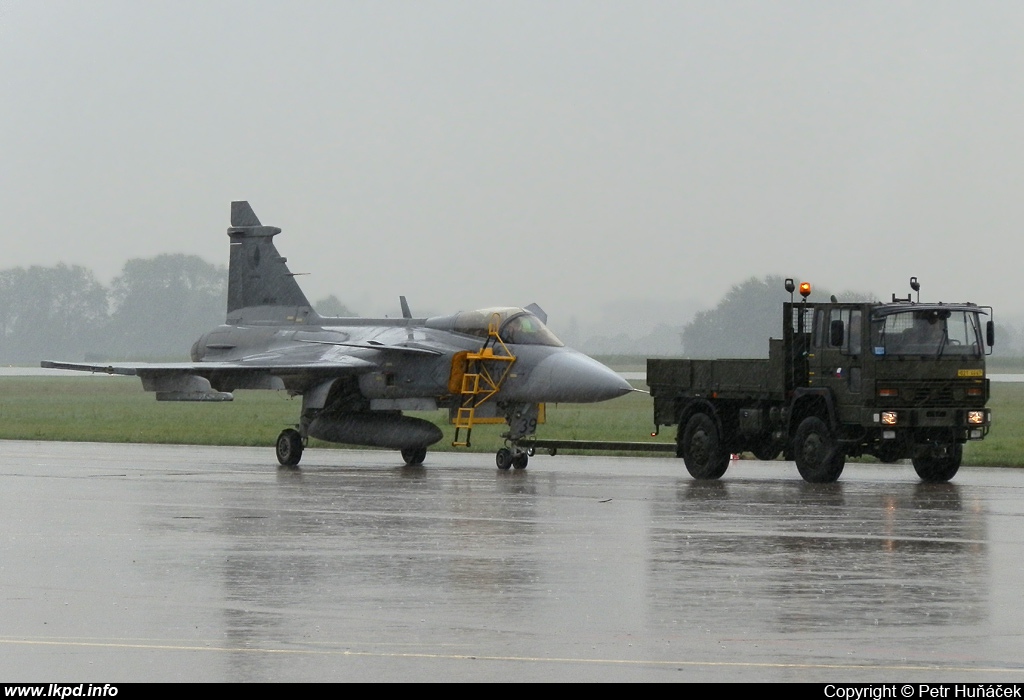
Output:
[{"xmin": 0, "ymin": 440, "xmax": 1022, "ymax": 682}]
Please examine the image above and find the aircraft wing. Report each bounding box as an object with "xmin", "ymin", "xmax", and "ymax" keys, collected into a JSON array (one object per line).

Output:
[
  {"xmin": 41, "ymin": 356, "xmax": 377, "ymax": 375},
  {"xmin": 42, "ymin": 360, "xmax": 146, "ymax": 377},
  {"xmin": 41, "ymin": 354, "xmax": 379, "ymax": 401}
]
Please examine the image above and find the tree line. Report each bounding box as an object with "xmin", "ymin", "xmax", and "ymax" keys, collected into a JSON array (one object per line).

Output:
[
  {"xmin": 0, "ymin": 255, "xmax": 353, "ymax": 364},
  {"xmin": 4, "ymin": 262, "xmax": 1009, "ymax": 364}
]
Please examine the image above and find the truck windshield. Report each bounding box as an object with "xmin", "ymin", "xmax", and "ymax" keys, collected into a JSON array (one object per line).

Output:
[{"xmin": 871, "ymin": 309, "xmax": 984, "ymax": 357}]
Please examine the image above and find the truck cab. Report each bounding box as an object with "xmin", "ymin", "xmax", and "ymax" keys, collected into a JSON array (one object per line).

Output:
[{"xmin": 794, "ymin": 299, "xmax": 992, "ymax": 477}]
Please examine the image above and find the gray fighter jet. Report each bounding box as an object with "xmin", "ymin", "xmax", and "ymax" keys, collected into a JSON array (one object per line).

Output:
[{"xmin": 43, "ymin": 201, "xmax": 633, "ymax": 469}]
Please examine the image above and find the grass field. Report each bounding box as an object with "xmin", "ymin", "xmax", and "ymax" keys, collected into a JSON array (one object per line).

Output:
[
  {"xmin": 0, "ymin": 376, "xmax": 662, "ymax": 454},
  {"xmin": 0, "ymin": 376, "xmax": 1021, "ymax": 467}
]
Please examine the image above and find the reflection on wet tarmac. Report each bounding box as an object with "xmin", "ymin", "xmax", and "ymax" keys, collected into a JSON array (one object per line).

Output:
[
  {"xmin": 0, "ymin": 442, "xmax": 1020, "ymax": 682},
  {"xmin": 653, "ymin": 481, "xmax": 985, "ymax": 634}
]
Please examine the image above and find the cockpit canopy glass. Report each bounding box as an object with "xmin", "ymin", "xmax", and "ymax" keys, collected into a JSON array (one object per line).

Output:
[{"xmin": 451, "ymin": 307, "xmax": 564, "ymax": 347}]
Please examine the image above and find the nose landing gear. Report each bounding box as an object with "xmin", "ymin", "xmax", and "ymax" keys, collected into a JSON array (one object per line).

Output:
[
  {"xmin": 494, "ymin": 403, "xmax": 540, "ymax": 470},
  {"xmin": 496, "ymin": 446, "xmax": 530, "ymax": 470}
]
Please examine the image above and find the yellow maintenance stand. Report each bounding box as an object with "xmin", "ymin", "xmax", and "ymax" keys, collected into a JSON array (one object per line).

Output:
[{"xmin": 451, "ymin": 314, "xmax": 516, "ymax": 448}]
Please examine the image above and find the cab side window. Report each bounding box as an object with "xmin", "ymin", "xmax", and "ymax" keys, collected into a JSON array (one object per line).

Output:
[
  {"xmin": 828, "ymin": 308, "xmax": 862, "ymax": 355},
  {"xmin": 812, "ymin": 309, "xmax": 825, "ymax": 348}
]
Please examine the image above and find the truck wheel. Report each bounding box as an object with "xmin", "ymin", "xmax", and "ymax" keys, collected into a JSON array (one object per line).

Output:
[
  {"xmin": 793, "ymin": 417, "xmax": 845, "ymax": 483},
  {"xmin": 912, "ymin": 444, "xmax": 962, "ymax": 483},
  {"xmin": 680, "ymin": 413, "xmax": 730, "ymax": 480}
]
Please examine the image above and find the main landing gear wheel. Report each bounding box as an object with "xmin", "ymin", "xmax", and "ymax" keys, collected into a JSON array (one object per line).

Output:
[
  {"xmin": 276, "ymin": 428, "xmax": 304, "ymax": 468},
  {"xmin": 496, "ymin": 448, "xmax": 513, "ymax": 470},
  {"xmin": 679, "ymin": 412, "xmax": 730, "ymax": 480},
  {"xmin": 401, "ymin": 447, "xmax": 427, "ymax": 466},
  {"xmin": 912, "ymin": 444, "xmax": 962, "ymax": 483},
  {"xmin": 793, "ymin": 416, "xmax": 845, "ymax": 483}
]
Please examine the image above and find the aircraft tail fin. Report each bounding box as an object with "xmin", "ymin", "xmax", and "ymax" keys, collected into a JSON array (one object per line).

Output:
[
  {"xmin": 225, "ymin": 201, "xmax": 316, "ymax": 322},
  {"xmin": 231, "ymin": 201, "xmax": 263, "ymax": 227}
]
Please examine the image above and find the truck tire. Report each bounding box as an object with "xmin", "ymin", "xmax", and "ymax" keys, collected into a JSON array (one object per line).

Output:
[
  {"xmin": 793, "ymin": 416, "xmax": 845, "ymax": 483},
  {"xmin": 912, "ymin": 444, "xmax": 962, "ymax": 483},
  {"xmin": 680, "ymin": 413, "xmax": 730, "ymax": 480}
]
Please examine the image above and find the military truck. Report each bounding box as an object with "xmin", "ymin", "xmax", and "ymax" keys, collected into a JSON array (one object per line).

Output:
[{"xmin": 648, "ymin": 279, "xmax": 993, "ymax": 483}]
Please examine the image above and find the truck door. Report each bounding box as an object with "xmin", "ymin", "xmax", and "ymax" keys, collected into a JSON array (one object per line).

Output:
[{"xmin": 813, "ymin": 306, "xmax": 864, "ymax": 409}]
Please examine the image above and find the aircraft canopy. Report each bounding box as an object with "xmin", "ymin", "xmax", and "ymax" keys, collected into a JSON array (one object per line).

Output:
[{"xmin": 450, "ymin": 307, "xmax": 564, "ymax": 347}]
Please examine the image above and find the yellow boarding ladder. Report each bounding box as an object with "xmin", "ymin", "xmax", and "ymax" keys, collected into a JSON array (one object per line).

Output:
[{"xmin": 451, "ymin": 314, "xmax": 516, "ymax": 447}]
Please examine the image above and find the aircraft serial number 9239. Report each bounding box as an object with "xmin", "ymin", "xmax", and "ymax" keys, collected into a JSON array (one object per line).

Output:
[{"xmin": 43, "ymin": 202, "xmax": 633, "ymax": 470}]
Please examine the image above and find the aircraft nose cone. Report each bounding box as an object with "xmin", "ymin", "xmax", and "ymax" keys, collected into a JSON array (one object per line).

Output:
[{"xmin": 522, "ymin": 352, "xmax": 634, "ymax": 403}]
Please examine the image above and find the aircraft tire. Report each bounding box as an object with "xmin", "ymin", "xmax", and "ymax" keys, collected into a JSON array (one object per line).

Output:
[
  {"xmin": 276, "ymin": 429, "xmax": 303, "ymax": 468},
  {"xmin": 512, "ymin": 452, "xmax": 528, "ymax": 469},
  {"xmin": 680, "ymin": 412, "xmax": 730, "ymax": 480},
  {"xmin": 912, "ymin": 444, "xmax": 962, "ymax": 483},
  {"xmin": 496, "ymin": 448, "xmax": 513, "ymax": 470},
  {"xmin": 793, "ymin": 417, "xmax": 845, "ymax": 483},
  {"xmin": 401, "ymin": 447, "xmax": 427, "ymax": 466}
]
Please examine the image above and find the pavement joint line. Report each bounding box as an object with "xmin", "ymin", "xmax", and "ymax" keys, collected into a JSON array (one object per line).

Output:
[{"xmin": 0, "ymin": 638, "xmax": 1022, "ymax": 674}]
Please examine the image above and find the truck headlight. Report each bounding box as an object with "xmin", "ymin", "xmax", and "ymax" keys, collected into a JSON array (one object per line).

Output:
[
  {"xmin": 881, "ymin": 411, "xmax": 898, "ymax": 426},
  {"xmin": 967, "ymin": 410, "xmax": 986, "ymax": 425}
]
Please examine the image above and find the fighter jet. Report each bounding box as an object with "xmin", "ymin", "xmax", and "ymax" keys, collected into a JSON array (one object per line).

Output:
[{"xmin": 43, "ymin": 201, "xmax": 633, "ymax": 469}]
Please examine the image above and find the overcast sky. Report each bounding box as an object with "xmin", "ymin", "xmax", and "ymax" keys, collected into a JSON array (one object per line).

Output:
[{"xmin": 2, "ymin": 1, "xmax": 1022, "ymax": 327}]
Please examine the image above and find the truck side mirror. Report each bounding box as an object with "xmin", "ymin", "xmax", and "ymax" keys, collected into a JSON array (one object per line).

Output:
[
  {"xmin": 987, "ymin": 320, "xmax": 995, "ymax": 347},
  {"xmin": 830, "ymin": 320, "xmax": 845, "ymax": 347}
]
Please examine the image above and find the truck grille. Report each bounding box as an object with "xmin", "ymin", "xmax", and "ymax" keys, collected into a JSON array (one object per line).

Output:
[
  {"xmin": 911, "ymin": 386, "xmax": 954, "ymax": 404},
  {"xmin": 878, "ymin": 381, "xmax": 985, "ymax": 407}
]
